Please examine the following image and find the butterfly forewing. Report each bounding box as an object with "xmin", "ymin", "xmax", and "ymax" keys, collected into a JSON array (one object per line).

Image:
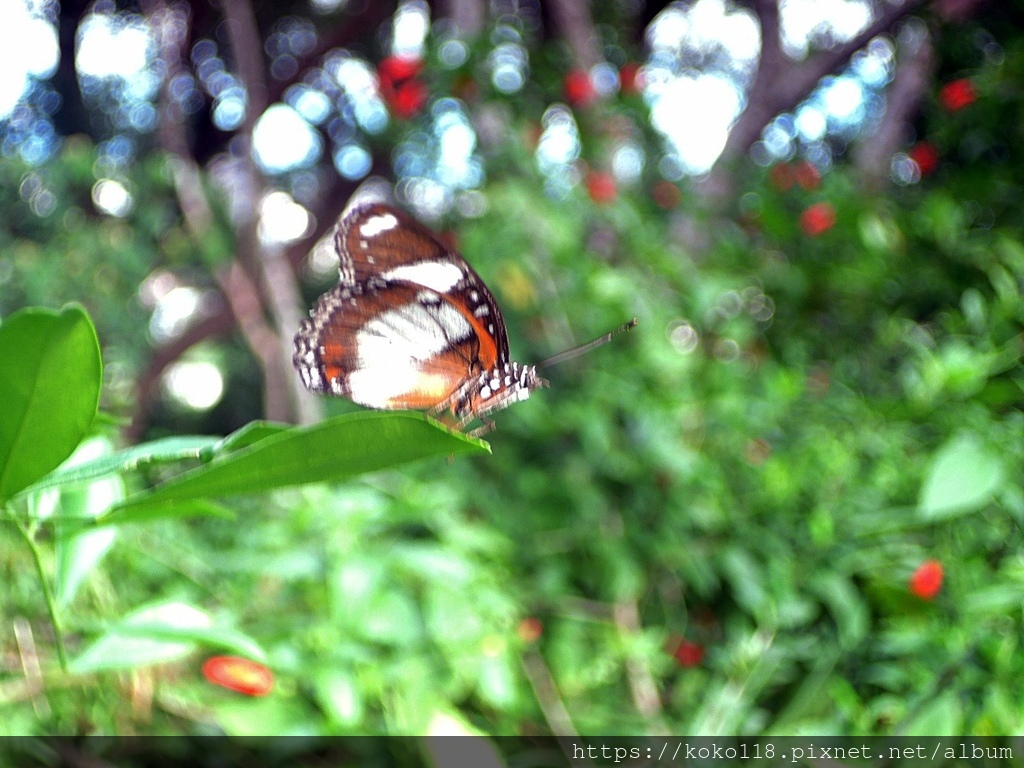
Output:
[{"xmin": 336, "ymin": 204, "xmax": 510, "ymax": 355}]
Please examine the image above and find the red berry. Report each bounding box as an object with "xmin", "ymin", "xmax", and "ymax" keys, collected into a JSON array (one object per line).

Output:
[
  {"xmin": 619, "ymin": 62, "xmax": 643, "ymax": 94},
  {"xmin": 202, "ymin": 656, "xmax": 274, "ymax": 696},
  {"xmin": 908, "ymin": 141, "xmax": 939, "ymax": 175},
  {"xmin": 378, "ymin": 56, "xmax": 422, "ymax": 85},
  {"xmin": 909, "ymin": 559, "xmax": 944, "ymax": 600},
  {"xmin": 939, "ymin": 79, "xmax": 976, "ymax": 112},
  {"xmin": 769, "ymin": 163, "xmax": 794, "ymax": 191},
  {"xmin": 377, "ymin": 56, "xmax": 428, "ymax": 119},
  {"xmin": 793, "ymin": 160, "xmax": 821, "ymax": 191},
  {"xmin": 517, "ymin": 617, "xmax": 543, "ymax": 643},
  {"xmin": 672, "ymin": 639, "xmax": 704, "ymax": 667},
  {"xmin": 391, "ymin": 80, "xmax": 428, "ymax": 119},
  {"xmin": 800, "ymin": 202, "xmax": 836, "ymax": 237},
  {"xmin": 564, "ymin": 69, "xmax": 596, "ymax": 107},
  {"xmin": 586, "ymin": 171, "xmax": 616, "ymax": 204},
  {"xmin": 651, "ymin": 180, "xmax": 681, "ymax": 209}
]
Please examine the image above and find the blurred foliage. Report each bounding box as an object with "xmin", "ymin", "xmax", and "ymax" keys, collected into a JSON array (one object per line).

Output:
[{"xmin": 3, "ymin": 2, "xmax": 1024, "ymax": 746}]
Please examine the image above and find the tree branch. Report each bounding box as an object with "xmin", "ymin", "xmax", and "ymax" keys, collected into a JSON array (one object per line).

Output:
[
  {"xmin": 134, "ymin": 0, "xmax": 292, "ymax": 438},
  {"xmin": 219, "ymin": 0, "xmax": 298, "ymax": 424},
  {"xmin": 705, "ymin": 0, "xmax": 930, "ymax": 201},
  {"xmin": 854, "ymin": 23, "xmax": 934, "ymax": 189},
  {"xmin": 521, "ymin": 647, "xmax": 580, "ymax": 738},
  {"xmin": 219, "ymin": 0, "xmax": 268, "ymax": 130},
  {"xmin": 547, "ymin": 0, "xmax": 602, "ymax": 70},
  {"xmin": 437, "ymin": 0, "xmax": 486, "ymax": 38},
  {"xmin": 614, "ymin": 600, "xmax": 670, "ymax": 735},
  {"xmin": 126, "ymin": 307, "xmax": 236, "ymax": 443}
]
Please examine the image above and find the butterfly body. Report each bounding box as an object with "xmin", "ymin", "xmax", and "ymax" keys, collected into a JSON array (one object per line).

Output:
[{"xmin": 294, "ymin": 203, "xmax": 546, "ymax": 429}]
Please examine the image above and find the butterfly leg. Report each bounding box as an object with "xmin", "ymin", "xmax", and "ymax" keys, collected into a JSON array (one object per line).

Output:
[{"xmin": 467, "ymin": 417, "xmax": 497, "ymax": 438}]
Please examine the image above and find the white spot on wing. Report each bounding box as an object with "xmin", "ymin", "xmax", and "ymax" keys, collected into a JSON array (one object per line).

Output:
[
  {"xmin": 355, "ymin": 303, "xmax": 473, "ymax": 367},
  {"xmin": 346, "ymin": 301, "xmax": 476, "ymax": 407},
  {"xmin": 360, "ymin": 213, "xmax": 398, "ymax": 238},
  {"xmin": 431, "ymin": 302, "xmax": 474, "ymax": 343},
  {"xmin": 357, "ymin": 305, "xmax": 448, "ymax": 363},
  {"xmin": 383, "ymin": 261, "xmax": 465, "ymax": 292},
  {"xmin": 346, "ymin": 363, "xmax": 419, "ymax": 406}
]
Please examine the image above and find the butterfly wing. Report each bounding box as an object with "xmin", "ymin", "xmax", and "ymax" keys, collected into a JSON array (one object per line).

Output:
[
  {"xmin": 335, "ymin": 203, "xmax": 449, "ymax": 283},
  {"xmin": 333, "ymin": 204, "xmax": 511, "ymax": 354},
  {"xmin": 294, "ymin": 203, "xmax": 519, "ymax": 412}
]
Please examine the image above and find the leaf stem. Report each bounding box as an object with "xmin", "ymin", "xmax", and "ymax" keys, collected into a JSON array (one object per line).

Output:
[{"xmin": 7, "ymin": 506, "xmax": 68, "ymax": 671}]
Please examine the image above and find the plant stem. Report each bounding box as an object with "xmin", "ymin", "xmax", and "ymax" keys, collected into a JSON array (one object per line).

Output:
[{"xmin": 8, "ymin": 507, "xmax": 68, "ymax": 671}]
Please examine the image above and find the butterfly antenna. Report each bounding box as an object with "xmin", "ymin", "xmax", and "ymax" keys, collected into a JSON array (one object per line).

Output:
[{"xmin": 538, "ymin": 318, "xmax": 638, "ymax": 369}]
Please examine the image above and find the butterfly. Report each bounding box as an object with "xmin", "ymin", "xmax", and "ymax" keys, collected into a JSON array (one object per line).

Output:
[
  {"xmin": 293, "ymin": 203, "xmax": 546, "ymax": 433},
  {"xmin": 293, "ymin": 203, "xmax": 636, "ymax": 434}
]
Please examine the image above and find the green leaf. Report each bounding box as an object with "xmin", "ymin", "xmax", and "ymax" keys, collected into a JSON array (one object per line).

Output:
[
  {"xmin": 106, "ymin": 412, "xmax": 488, "ymax": 516},
  {"xmin": 0, "ymin": 305, "xmax": 102, "ymax": 501},
  {"xmin": 70, "ymin": 601, "xmax": 214, "ymax": 673},
  {"xmin": 208, "ymin": 420, "xmax": 290, "ymax": 458},
  {"xmin": 18, "ymin": 435, "xmax": 218, "ymax": 499},
  {"xmin": 811, "ymin": 572, "xmax": 869, "ymax": 648},
  {"xmin": 99, "ymin": 499, "xmax": 236, "ymax": 527},
  {"xmin": 314, "ymin": 670, "xmax": 363, "ymax": 726},
  {"xmin": 102, "ymin": 623, "xmax": 267, "ymax": 661},
  {"xmin": 424, "ymin": 712, "xmax": 506, "ymax": 768},
  {"xmin": 919, "ymin": 434, "xmax": 1005, "ymax": 519},
  {"xmin": 902, "ymin": 691, "xmax": 963, "ymax": 736},
  {"xmin": 55, "ymin": 438, "xmax": 124, "ymax": 607}
]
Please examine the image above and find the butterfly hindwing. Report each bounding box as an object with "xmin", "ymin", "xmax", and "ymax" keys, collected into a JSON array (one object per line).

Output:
[{"xmin": 294, "ymin": 280, "xmax": 494, "ymax": 409}]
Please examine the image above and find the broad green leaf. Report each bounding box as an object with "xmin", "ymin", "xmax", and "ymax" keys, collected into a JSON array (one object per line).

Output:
[
  {"xmin": 477, "ymin": 653, "xmax": 516, "ymax": 709},
  {"xmin": 97, "ymin": 623, "xmax": 266, "ymax": 661},
  {"xmin": 107, "ymin": 412, "xmax": 488, "ymax": 516},
  {"xmin": 210, "ymin": 699, "xmax": 312, "ymax": 736},
  {"xmin": 0, "ymin": 305, "xmax": 102, "ymax": 501},
  {"xmin": 18, "ymin": 435, "xmax": 218, "ymax": 499},
  {"xmin": 919, "ymin": 434, "xmax": 1005, "ymax": 519},
  {"xmin": 55, "ymin": 438, "xmax": 124, "ymax": 607},
  {"xmin": 70, "ymin": 601, "xmax": 213, "ymax": 673},
  {"xmin": 314, "ymin": 670, "xmax": 364, "ymax": 726}
]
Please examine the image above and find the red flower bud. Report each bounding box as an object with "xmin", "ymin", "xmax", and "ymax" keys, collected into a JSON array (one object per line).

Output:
[
  {"xmin": 378, "ymin": 56, "xmax": 428, "ymax": 119},
  {"xmin": 564, "ymin": 69, "xmax": 596, "ymax": 107},
  {"xmin": 378, "ymin": 56, "xmax": 422, "ymax": 85},
  {"xmin": 800, "ymin": 202, "xmax": 836, "ymax": 237},
  {"xmin": 908, "ymin": 142, "xmax": 939, "ymax": 175},
  {"xmin": 769, "ymin": 163, "xmax": 794, "ymax": 191},
  {"xmin": 793, "ymin": 160, "xmax": 821, "ymax": 191},
  {"xmin": 672, "ymin": 639, "xmax": 704, "ymax": 668},
  {"xmin": 619, "ymin": 62, "xmax": 644, "ymax": 94},
  {"xmin": 517, "ymin": 617, "xmax": 543, "ymax": 643},
  {"xmin": 939, "ymin": 79, "xmax": 976, "ymax": 112},
  {"xmin": 586, "ymin": 171, "xmax": 617, "ymax": 204},
  {"xmin": 202, "ymin": 656, "xmax": 274, "ymax": 696},
  {"xmin": 651, "ymin": 180, "xmax": 681, "ymax": 209},
  {"xmin": 909, "ymin": 559, "xmax": 944, "ymax": 600}
]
